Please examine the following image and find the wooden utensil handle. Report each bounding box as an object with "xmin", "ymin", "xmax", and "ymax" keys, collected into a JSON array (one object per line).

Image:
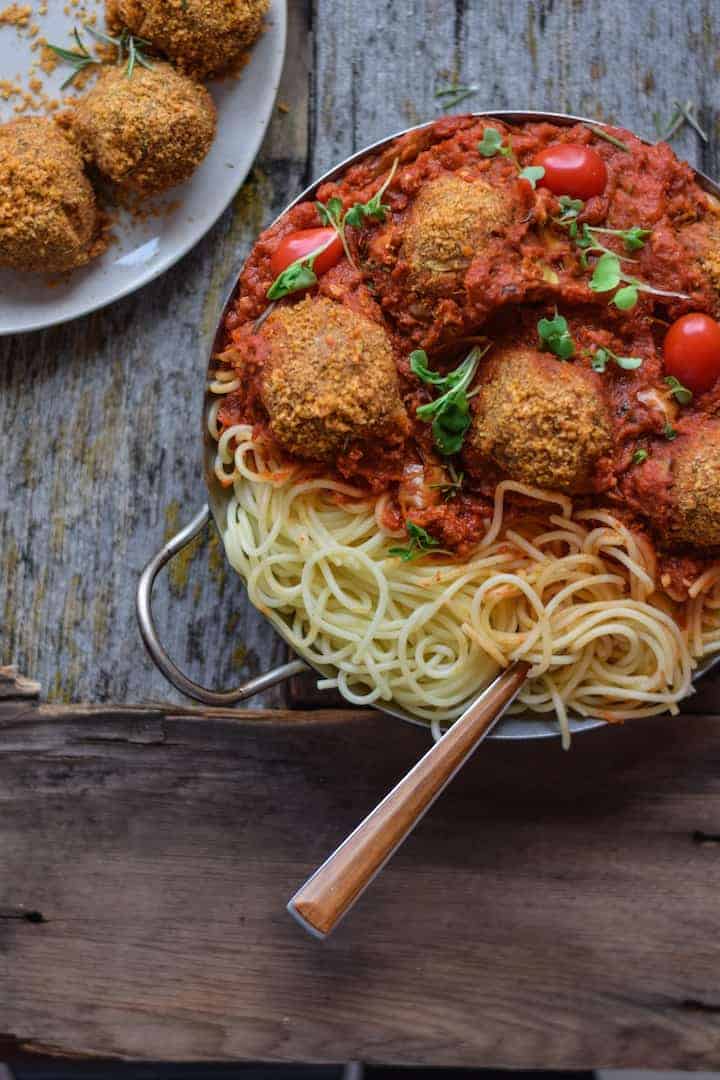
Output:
[{"xmin": 287, "ymin": 662, "xmax": 530, "ymax": 938}]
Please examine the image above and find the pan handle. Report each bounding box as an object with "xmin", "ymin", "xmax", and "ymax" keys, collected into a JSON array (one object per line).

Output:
[{"xmin": 136, "ymin": 505, "xmax": 308, "ymax": 705}]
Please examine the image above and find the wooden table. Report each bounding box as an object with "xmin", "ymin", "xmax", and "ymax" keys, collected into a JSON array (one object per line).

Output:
[{"xmin": 2, "ymin": 0, "xmax": 720, "ymax": 1067}]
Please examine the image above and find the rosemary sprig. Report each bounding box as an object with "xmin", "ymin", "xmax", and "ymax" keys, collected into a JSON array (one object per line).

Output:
[
  {"xmin": 435, "ymin": 82, "xmax": 480, "ymax": 111},
  {"xmin": 653, "ymin": 100, "xmax": 708, "ymax": 144},
  {"xmin": 586, "ymin": 125, "xmax": 630, "ymax": 152},
  {"xmin": 47, "ymin": 27, "xmax": 100, "ymax": 89}
]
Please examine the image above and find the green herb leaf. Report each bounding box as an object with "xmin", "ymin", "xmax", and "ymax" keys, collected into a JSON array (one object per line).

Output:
[
  {"xmin": 430, "ymin": 468, "xmax": 464, "ymax": 501},
  {"xmin": 621, "ymin": 226, "xmax": 652, "ymax": 252},
  {"xmin": 633, "ymin": 448, "xmax": 649, "ymax": 464},
  {"xmin": 614, "ymin": 354, "xmax": 643, "ymax": 370},
  {"xmin": 663, "ymin": 422, "xmax": 678, "ymax": 440},
  {"xmin": 477, "ymin": 127, "xmax": 504, "ymax": 157},
  {"xmin": 409, "ymin": 349, "xmax": 447, "ymax": 385},
  {"xmin": 590, "ymin": 252, "xmax": 622, "ymax": 292},
  {"xmin": 344, "ymin": 158, "xmax": 398, "ymax": 226},
  {"xmin": 556, "ymin": 195, "xmax": 584, "ymax": 223},
  {"xmin": 665, "ymin": 375, "xmax": 693, "ymax": 405},
  {"xmin": 518, "ymin": 165, "xmax": 545, "ymax": 189},
  {"xmin": 537, "ymin": 310, "xmax": 574, "ymax": 359},
  {"xmin": 266, "ymin": 258, "xmax": 319, "ymax": 300},
  {"xmin": 613, "ymin": 285, "xmax": 639, "ymax": 310},
  {"xmin": 388, "ymin": 521, "xmax": 441, "ymax": 561},
  {"xmin": 590, "ymin": 345, "xmax": 643, "ymax": 373},
  {"xmin": 413, "ymin": 345, "xmax": 487, "ymax": 456}
]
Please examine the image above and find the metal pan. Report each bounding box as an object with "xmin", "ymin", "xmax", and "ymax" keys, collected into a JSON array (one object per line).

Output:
[{"xmin": 137, "ymin": 110, "xmax": 720, "ymax": 740}]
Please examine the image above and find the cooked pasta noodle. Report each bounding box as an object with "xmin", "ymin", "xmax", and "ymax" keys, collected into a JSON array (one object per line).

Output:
[{"xmin": 208, "ymin": 410, "xmax": 720, "ymax": 747}]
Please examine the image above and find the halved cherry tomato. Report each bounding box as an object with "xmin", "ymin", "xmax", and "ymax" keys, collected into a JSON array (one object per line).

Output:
[
  {"xmin": 270, "ymin": 227, "xmax": 344, "ymax": 278},
  {"xmin": 664, "ymin": 312, "xmax": 720, "ymax": 395},
  {"xmin": 532, "ymin": 143, "xmax": 608, "ymax": 200}
]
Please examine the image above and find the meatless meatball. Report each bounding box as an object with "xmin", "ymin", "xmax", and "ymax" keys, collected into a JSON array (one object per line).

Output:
[
  {"xmin": 107, "ymin": 0, "xmax": 268, "ymax": 81},
  {"xmin": 260, "ymin": 296, "xmax": 409, "ymax": 460},
  {"xmin": 0, "ymin": 118, "xmax": 104, "ymax": 273},
  {"xmin": 65, "ymin": 62, "xmax": 216, "ymax": 195},
  {"xmin": 465, "ymin": 345, "xmax": 613, "ymax": 493},
  {"xmin": 623, "ymin": 420, "xmax": 720, "ymax": 547},
  {"xmin": 402, "ymin": 173, "xmax": 516, "ymax": 294}
]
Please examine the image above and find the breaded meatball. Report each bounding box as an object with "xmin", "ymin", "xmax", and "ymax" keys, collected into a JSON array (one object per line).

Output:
[
  {"xmin": 260, "ymin": 296, "xmax": 409, "ymax": 460},
  {"xmin": 108, "ymin": 0, "xmax": 268, "ymax": 81},
  {"xmin": 402, "ymin": 173, "xmax": 516, "ymax": 290},
  {"xmin": 677, "ymin": 218, "xmax": 720, "ymax": 297},
  {"xmin": 65, "ymin": 62, "xmax": 216, "ymax": 195},
  {"xmin": 624, "ymin": 421, "xmax": 720, "ymax": 547},
  {"xmin": 0, "ymin": 118, "xmax": 104, "ymax": 273},
  {"xmin": 466, "ymin": 345, "xmax": 613, "ymax": 493}
]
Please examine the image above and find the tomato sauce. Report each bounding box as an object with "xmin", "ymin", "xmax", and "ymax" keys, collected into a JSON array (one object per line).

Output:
[{"xmin": 216, "ymin": 115, "xmax": 720, "ymax": 593}]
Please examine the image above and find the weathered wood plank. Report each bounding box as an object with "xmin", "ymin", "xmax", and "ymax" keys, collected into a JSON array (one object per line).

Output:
[{"xmin": 1, "ymin": 698, "xmax": 720, "ymax": 1066}]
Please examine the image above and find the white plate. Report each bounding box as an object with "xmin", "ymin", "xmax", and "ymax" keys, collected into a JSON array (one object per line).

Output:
[{"xmin": 0, "ymin": 0, "xmax": 286, "ymax": 335}]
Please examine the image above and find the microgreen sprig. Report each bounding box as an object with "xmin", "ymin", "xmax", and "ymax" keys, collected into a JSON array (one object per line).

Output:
[
  {"xmin": 316, "ymin": 196, "xmax": 355, "ymax": 267},
  {"xmin": 537, "ymin": 310, "xmax": 574, "ymax": 359},
  {"xmin": 663, "ymin": 422, "xmax": 678, "ymax": 440},
  {"xmin": 316, "ymin": 158, "xmax": 400, "ymax": 271},
  {"xmin": 633, "ymin": 448, "xmax": 649, "ymax": 465},
  {"xmin": 589, "ymin": 345, "xmax": 643, "ymax": 373},
  {"xmin": 266, "ymin": 235, "xmax": 336, "ymax": 300},
  {"xmin": 344, "ymin": 158, "xmax": 399, "ymax": 227},
  {"xmin": 589, "ymin": 252, "xmax": 690, "ymax": 310},
  {"xmin": 665, "ymin": 375, "xmax": 693, "ymax": 405},
  {"xmin": 388, "ymin": 522, "xmax": 444, "ymax": 562},
  {"xmin": 477, "ymin": 126, "xmax": 545, "ymax": 188},
  {"xmin": 412, "ymin": 344, "xmax": 489, "ymax": 456},
  {"xmin": 47, "ymin": 28, "xmax": 100, "ymax": 88}
]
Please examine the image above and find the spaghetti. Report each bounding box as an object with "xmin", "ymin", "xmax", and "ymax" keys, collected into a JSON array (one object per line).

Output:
[{"xmin": 208, "ymin": 401, "xmax": 720, "ymax": 747}]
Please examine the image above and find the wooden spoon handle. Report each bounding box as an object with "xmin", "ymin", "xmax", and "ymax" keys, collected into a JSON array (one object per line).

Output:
[{"xmin": 287, "ymin": 661, "xmax": 530, "ymax": 938}]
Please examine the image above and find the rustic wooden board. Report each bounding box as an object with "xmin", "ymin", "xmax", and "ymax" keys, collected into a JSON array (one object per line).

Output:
[
  {"xmin": 1, "ymin": 667, "xmax": 720, "ymax": 1067},
  {"xmin": 2, "ymin": 0, "xmax": 720, "ymax": 708}
]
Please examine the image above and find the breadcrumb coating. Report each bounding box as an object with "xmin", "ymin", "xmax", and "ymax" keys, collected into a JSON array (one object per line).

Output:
[
  {"xmin": 467, "ymin": 345, "xmax": 613, "ymax": 493},
  {"xmin": 0, "ymin": 117, "xmax": 105, "ymax": 273},
  {"xmin": 64, "ymin": 61, "xmax": 216, "ymax": 194},
  {"xmin": 402, "ymin": 173, "xmax": 515, "ymax": 285},
  {"xmin": 261, "ymin": 296, "xmax": 409, "ymax": 460},
  {"xmin": 668, "ymin": 423, "xmax": 720, "ymax": 546},
  {"xmin": 107, "ymin": 0, "xmax": 268, "ymax": 81}
]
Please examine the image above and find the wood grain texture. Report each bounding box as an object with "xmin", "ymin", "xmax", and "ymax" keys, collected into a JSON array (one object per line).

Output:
[
  {"xmin": 3, "ymin": 0, "xmax": 720, "ymax": 708},
  {"xmin": 1, "ymin": 674, "xmax": 720, "ymax": 1067}
]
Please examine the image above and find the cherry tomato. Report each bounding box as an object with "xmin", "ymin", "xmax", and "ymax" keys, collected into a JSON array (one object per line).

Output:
[
  {"xmin": 270, "ymin": 227, "xmax": 344, "ymax": 278},
  {"xmin": 532, "ymin": 143, "xmax": 608, "ymax": 200},
  {"xmin": 664, "ymin": 313, "xmax": 720, "ymax": 395}
]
